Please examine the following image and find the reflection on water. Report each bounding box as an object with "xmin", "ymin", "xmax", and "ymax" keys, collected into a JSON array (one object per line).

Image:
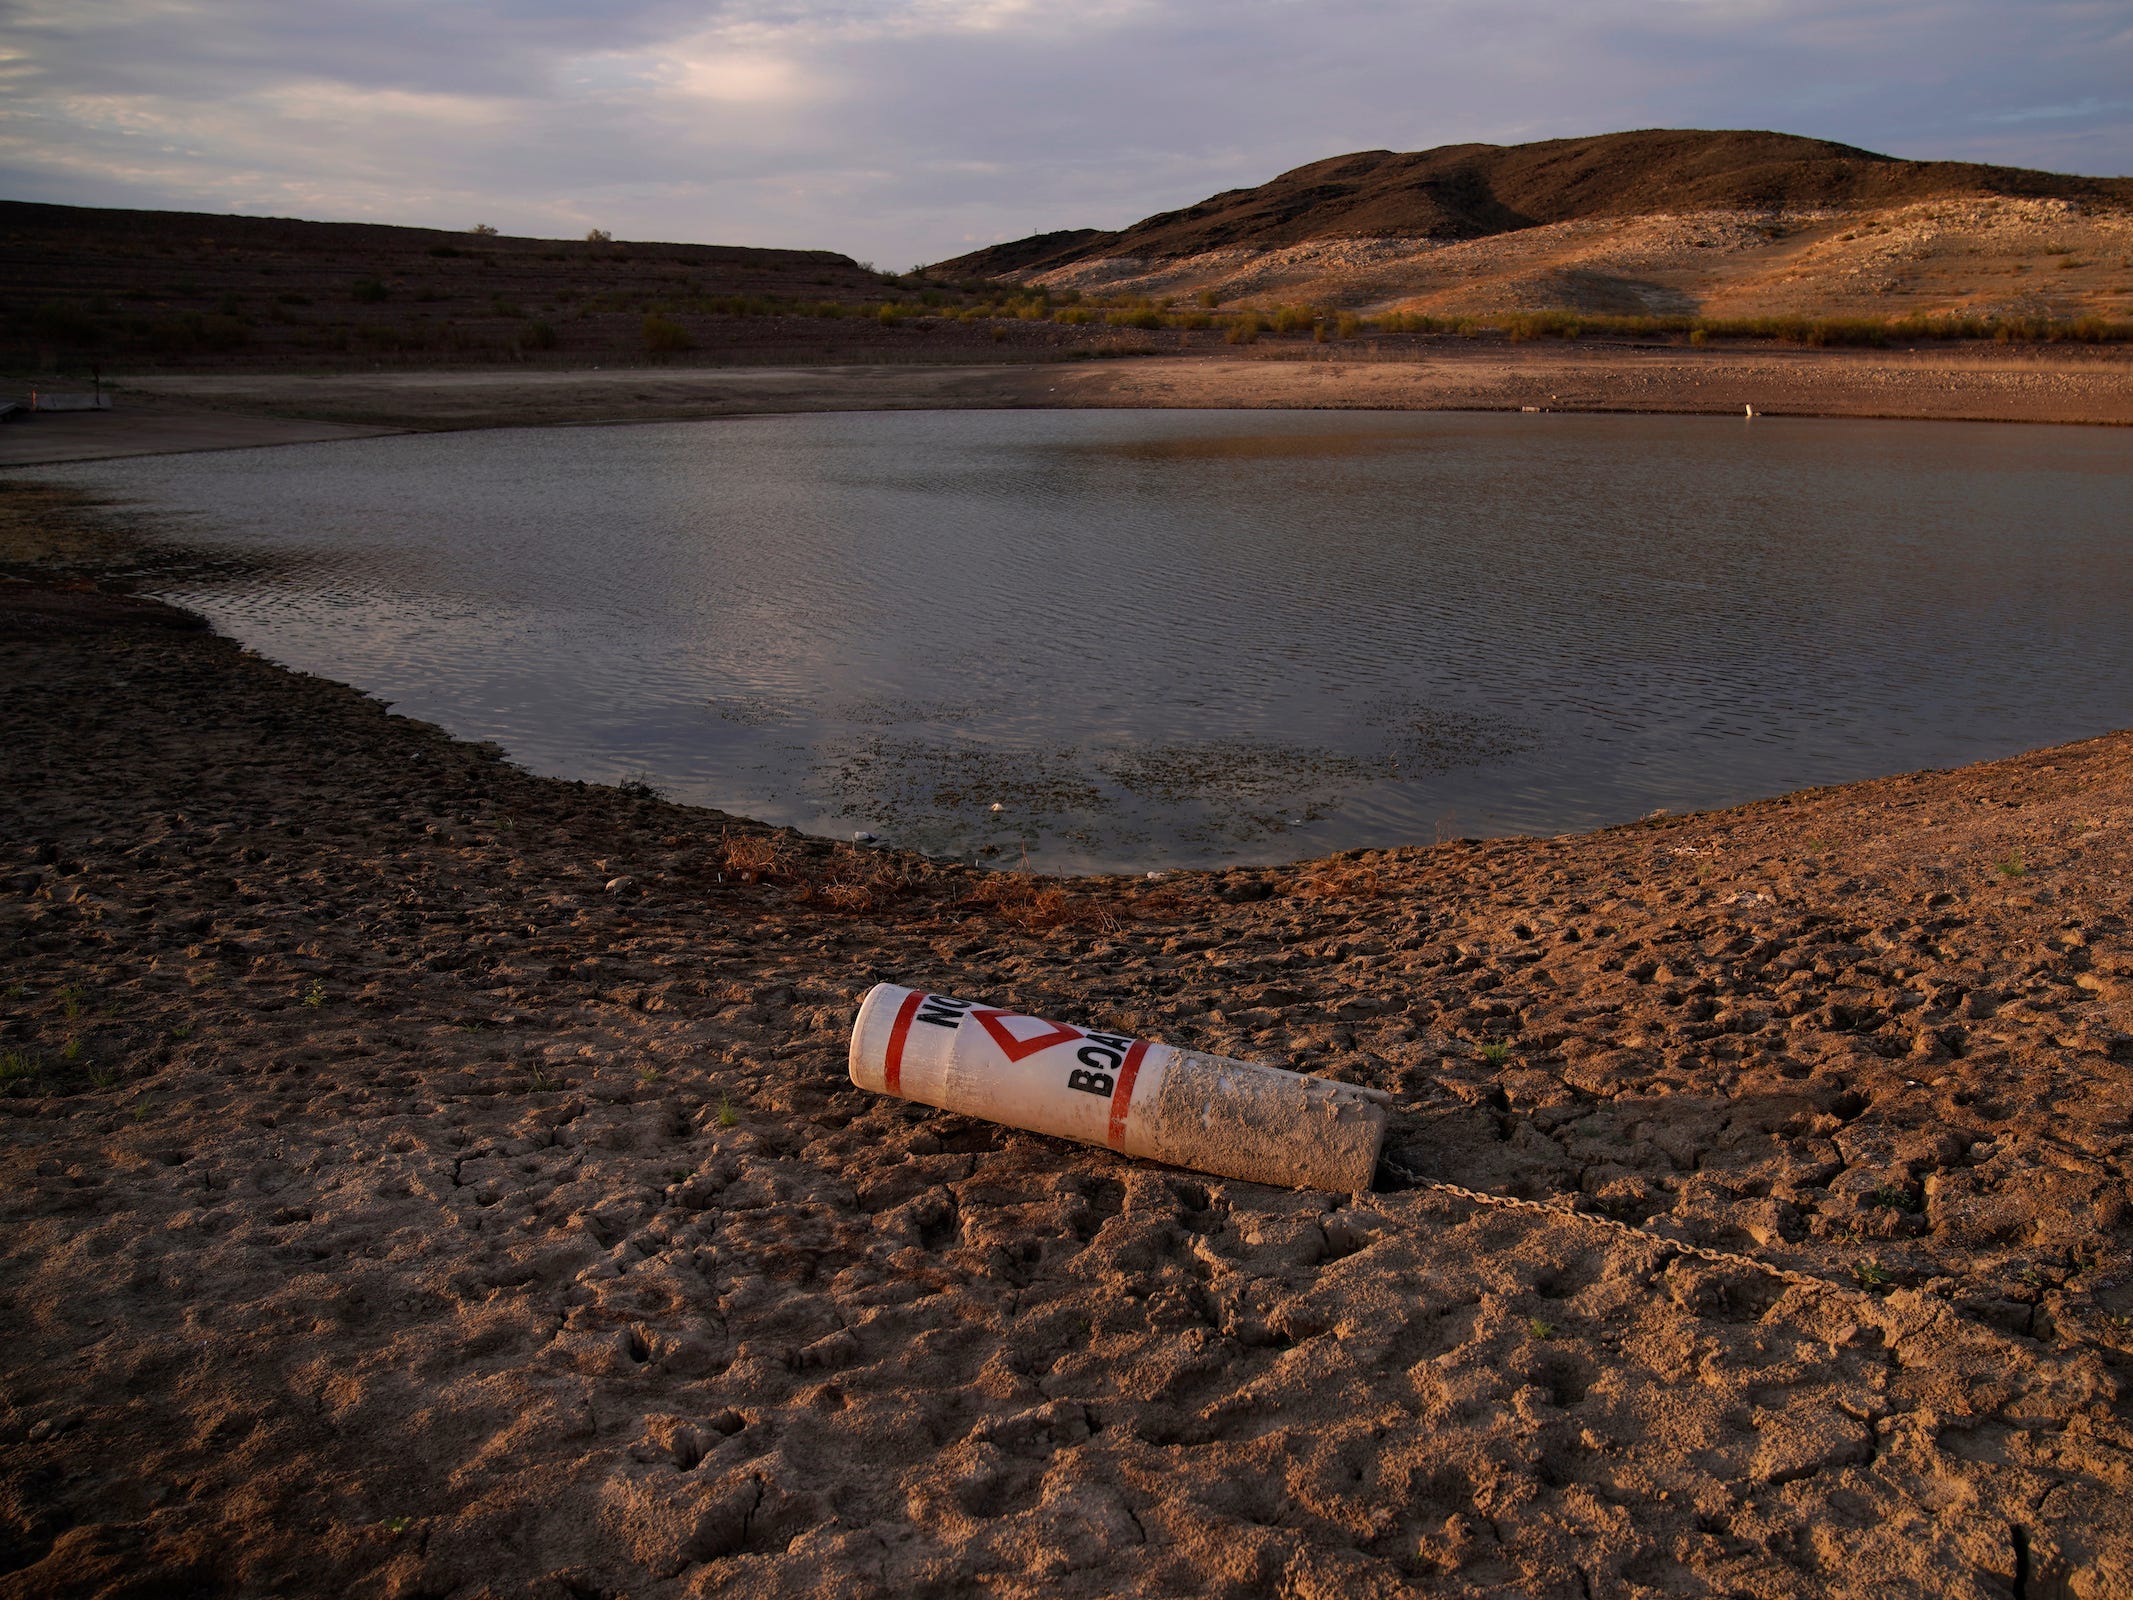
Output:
[{"xmin": 37, "ymin": 409, "xmax": 2133, "ymax": 872}]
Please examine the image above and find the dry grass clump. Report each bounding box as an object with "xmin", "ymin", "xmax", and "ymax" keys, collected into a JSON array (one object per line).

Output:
[
  {"xmin": 963, "ymin": 871, "xmax": 1120, "ymax": 933},
  {"xmin": 797, "ymin": 845, "xmax": 929, "ymax": 914},
  {"xmin": 1298, "ymin": 861, "xmax": 1388, "ymax": 900},
  {"xmin": 718, "ymin": 829, "xmax": 800, "ymax": 885},
  {"xmin": 716, "ymin": 829, "xmax": 930, "ymax": 913}
]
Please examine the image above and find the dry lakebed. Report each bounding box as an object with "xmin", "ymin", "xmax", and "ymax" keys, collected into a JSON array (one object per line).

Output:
[{"xmin": 4, "ymin": 457, "xmax": 2133, "ymax": 1598}]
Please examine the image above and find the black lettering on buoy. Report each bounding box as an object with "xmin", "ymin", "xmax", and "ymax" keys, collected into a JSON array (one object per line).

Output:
[
  {"xmin": 1067, "ymin": 1068, "xmax": 1115, "ymax": 1097},
  {"xmin": 917, "ymin": 995, "xmax": 974, "ymax": 1029}
]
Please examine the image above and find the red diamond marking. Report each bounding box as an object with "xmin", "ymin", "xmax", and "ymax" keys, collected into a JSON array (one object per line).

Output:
[{"xmin": 970, "ymin": 1008, "xmax": 1084, "ymax": 1063}]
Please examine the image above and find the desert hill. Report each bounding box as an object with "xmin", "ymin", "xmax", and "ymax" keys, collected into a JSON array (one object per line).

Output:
[
  {"xmin": 0, "ymin": 200, "xmax": 952, "ymax": 372},
  {"xmin": 934, "ymin": 129, "xmax": 2133, "ymax": 322}
]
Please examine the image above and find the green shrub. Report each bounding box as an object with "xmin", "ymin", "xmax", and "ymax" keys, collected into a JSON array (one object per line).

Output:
[
  {"xmin": 1224, "ymin": 312, "xmax": 1262, "ymax": 345},
  {"xmin": 642, "ymin": 313, "xmax": 692, "ymax": 352}
]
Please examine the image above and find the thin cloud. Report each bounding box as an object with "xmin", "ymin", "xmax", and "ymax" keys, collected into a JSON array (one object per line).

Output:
[{"xmin": 0, "ymin": 0, "xmax": 2126, "ymax": 267}]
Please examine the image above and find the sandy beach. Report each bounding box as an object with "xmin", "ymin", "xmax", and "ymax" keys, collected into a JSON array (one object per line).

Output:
[{"xmin": 5, "ymin": 479, "xmax": 2133, "ymax": 1597}]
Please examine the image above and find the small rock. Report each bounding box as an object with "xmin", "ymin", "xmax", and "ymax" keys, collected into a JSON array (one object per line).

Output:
[{"xmin": 603, "ymin": 876, "xmax": 637, "ymax": 896}]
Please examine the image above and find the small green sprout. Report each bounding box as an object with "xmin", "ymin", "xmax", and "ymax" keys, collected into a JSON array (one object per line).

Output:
[
  {"xmin": 58, "ymin": 986, "xmax": 84, "ymax": 1020},
  {"xmin": 1477, "ymin": 1041, "xmax": 1511, "ymax": 1066},
  {"xmin": 169, "ymin": 1023, "xmax": 192, "ymax": 1041},
  {"xmin": 302, "ymin": 979, "xmax": 327, "ymax": 1008},
  {"xmin": 1994, "ymin": 852, "xmax": 2027, "ymax": 880},
  {"xmin": 1528, "ymin": 1318, "xmax": 1555, "ymax": 1341},
  {"xmin": 1851, "ymin": 1260, "xmax": 1892, "ymax": 1291},
  {"xmin": 59, "ymin": 1039, "xmax": 83, "ymax": 1065},
  {"xmin": 715, "ymin": 1097, "xmax": 739, "ymax": 1129},
  {"xmin": 382, "ymin": 1515, "xmax": 411, "ymax": 1536}
]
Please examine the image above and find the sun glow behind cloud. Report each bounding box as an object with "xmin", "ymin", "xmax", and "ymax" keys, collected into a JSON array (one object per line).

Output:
[{"xmin": 0, "ymin": 0, "xmax": 2127, "ymax": 267}]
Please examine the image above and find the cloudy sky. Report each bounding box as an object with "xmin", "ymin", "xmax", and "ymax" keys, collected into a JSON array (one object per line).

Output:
[{"xmin": 2, "ymin": 0, "xmax": 2128, "ymax": 268}]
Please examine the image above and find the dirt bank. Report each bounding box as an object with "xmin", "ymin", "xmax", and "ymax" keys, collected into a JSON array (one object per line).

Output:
[
  {"xmin": 28, "ymin": 340, "xmax": 2120, "ymax": 460},
  {"xmin": 4, "ymin": 485, "xmax": 2133, "ymax": 1598}
]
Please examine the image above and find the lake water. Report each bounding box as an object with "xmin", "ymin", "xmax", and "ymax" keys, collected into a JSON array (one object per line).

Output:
[{"xmin": 39, "ymin": 409, "xmax": 2133, "ymax": 873}]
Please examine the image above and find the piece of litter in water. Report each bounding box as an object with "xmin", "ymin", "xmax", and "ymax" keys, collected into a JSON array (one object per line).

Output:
[{"xmin": 852, "ymin": 830, "xmax": 877, "ymax": 844}]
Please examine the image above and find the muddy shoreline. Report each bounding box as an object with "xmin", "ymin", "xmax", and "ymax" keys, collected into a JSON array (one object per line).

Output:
[
  {"xmin": 6, "ymin": 340, "xmax": 2131, "ymax": 468},
  {"xmin": 5, "ymin": 485, "xmax": 2133, "ymax": 1596}
]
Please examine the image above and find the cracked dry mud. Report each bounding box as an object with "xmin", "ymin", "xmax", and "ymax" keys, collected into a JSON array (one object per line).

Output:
[{"xmin": 5, "ymin": 509, "xmax": 2133, "ymax": 1596}]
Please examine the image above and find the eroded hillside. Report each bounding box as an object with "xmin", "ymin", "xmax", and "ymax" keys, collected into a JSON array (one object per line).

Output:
[{"xmin": 937, "ymin": 132, "xmax": 2133, "ymax": 322}]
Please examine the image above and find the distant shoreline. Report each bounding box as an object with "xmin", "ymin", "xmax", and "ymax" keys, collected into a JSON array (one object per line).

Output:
[{"xmin": 4, "ymin": 341, "xmax": 2129, "ymax": 466}]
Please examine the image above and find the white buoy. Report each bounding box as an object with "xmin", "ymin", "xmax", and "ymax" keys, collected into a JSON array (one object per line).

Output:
[
  {"xmin": 1744, "ymin": 403, "xmax": 1756, "ymax": 418},
  {"xmin": 848, "ymin": 983, "xmax": 1389, "ymax": 1192}
]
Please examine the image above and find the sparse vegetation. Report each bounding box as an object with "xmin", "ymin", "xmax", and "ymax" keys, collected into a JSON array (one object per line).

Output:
[
  {"xmin": 641, "ymin": 314, "xmax": 693, "ymax": 354},
  {"xmin": 1868, "ymin": 1183, "xmax": 1920, "ymax": 1213},
  {"xmin": 962, "ymin": 869, "xmax": 1120, "ymax": 933},
  {"xmin": 1299, "ymin": 862, "xmax": 1385, "ymax": 900},
  {"xmin": 1477, "ymin": 1041, "xmax": 1511, "ymax": 1066},
  {"xmin": 1995, "ymin": 851, "xmax": 2028, "ymax": 879},
  {"xmin": 0, "ymin": 1050, "xmax": 39, "ymax": 1092}
]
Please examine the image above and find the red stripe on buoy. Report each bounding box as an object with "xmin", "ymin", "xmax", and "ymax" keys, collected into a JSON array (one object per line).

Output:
[
  {"xmin": 883, "ymin": 988, "xmax": 924, "ymax": 1095},
  {"xmin": 1107, "ymin": 1039, "xmax": 1149, "ymax": 1149}
]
